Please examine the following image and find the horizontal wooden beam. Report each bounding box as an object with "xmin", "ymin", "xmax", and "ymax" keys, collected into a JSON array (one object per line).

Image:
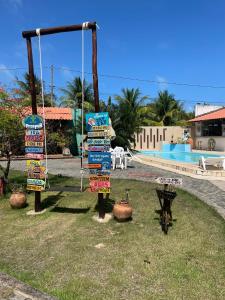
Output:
[{"xmin": 22, "ymin": 22, "xmax": 96, "ymax": 38}]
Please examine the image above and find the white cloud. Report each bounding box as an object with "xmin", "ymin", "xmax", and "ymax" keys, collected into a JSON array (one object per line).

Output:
[{"xmin": 156, "ymin": 75, "xmax": 168, "ymax": 90}]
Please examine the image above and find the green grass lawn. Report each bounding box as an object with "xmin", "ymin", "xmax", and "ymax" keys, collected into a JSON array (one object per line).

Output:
[{"xmin": 0, "ymin": 171, "xmax": 225, "ymax": 299}]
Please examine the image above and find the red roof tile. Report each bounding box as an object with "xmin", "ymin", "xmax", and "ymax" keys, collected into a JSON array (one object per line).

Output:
[
  {"xmin": 190, "ymin": 107, "xmax": 225, "ymax": 122},
  {"xmin": 22, "ymin": 107, "xmax": 73, "ymax": 120}
]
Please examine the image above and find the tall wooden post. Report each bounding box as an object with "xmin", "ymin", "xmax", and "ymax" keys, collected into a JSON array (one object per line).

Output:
[
  {"xmin": 92, "ymin": 26, "xmax": 100, "ymax": 113},
  {"xmin": 26, "ymin": 37, "xmax": 41, "ymax": 212},
  {"xmin": 92, "ymin": 26, "xmax": 105, "ymax": 219}
]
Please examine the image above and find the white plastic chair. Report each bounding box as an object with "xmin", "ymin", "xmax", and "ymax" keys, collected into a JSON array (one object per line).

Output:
[
  {"xmin": 200, "ymin": 156, "xmax": 225, "ymax": 171},
  {"xmin": 111, "ymin": 147, "xmax": 125, "ymax": 170}
]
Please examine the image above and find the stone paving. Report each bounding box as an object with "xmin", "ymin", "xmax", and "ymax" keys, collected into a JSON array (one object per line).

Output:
[
  {"xmin": 1, "ymin": 158, "xmax": 225, "ymax": 218},
  {"xmin": 0, "ymin": 272, "xmax": 57, "ymax": 300}
]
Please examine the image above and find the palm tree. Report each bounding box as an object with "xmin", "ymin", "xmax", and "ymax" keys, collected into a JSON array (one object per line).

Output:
[
  {"xmin": 149, "ymin": 90, "xmax": 184, "ymax": 126},
  {"xmin": 14, "ymin": 72, "xmax": 54, "ymax": 107},
  {"xmin": 113, "ymin": 88, "xmax": 149, "ymax": 148},
  {"xmin": 60, "ymin": 77, "xmax": 94, "ymax": 110}
]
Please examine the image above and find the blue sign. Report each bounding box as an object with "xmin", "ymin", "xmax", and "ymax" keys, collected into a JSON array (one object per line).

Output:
[
  {"xmin": 25, "ymin": 147, "xmax": 43, "ymax": 154},
  {"xmin": 86, "ymin": 112, "xmax": 109, "ymax": 132},
  {"xmin": 88, "ymin": 152, "xmax": 111, "ymax": 170},
  {"xmin": 22, "ymin": 115, "xmax": 43, "ymax": 128},
  {"xmin": 89, "ymin": 169, "xmax": 111, "ymax": 175},
  {"xmin": 87, "ymin": 139, "xmax": 110, "ymax": 145}
]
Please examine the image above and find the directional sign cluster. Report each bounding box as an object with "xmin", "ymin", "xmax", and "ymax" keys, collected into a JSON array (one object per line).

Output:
[
  {"xmin": 22, "ymin": 115, "xmax": 46, "ymax": 191},
  {"xmin": 86, "ymin": 112, "xmax": 111, "ymax": 193}
]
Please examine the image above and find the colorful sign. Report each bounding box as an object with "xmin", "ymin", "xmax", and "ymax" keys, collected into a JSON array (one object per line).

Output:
[
  {"xmin": 88, "ymin": 146, "xmax": 110, "ymax": 152},
  {"xmin": 86, "ymin": 111, "xmax": 112, "ymax": 195},
  {"xmin": 23, "ymin": 114, "xmax": 46, "ymax": 192},
  {"xmin": 87, "ymin": 138, "xmax": 110, "ymax": 145},
  {"xmin": 27, "ymin": 171, "xmax": 45, "ymax": 179},
  {"xmin": 86, "ymin": 112, "xmax": 109, "ymax": 132},
  {"xmin": 25, "ymin": 147, "xmax": 43, "ymax": 154},
  {"xmin": 22, "ymin": 115, "xmax": 43, "ymax": 129},
  {"xmin": 27, "ymin": 166, "xmax": 46, "ymax": 174},
  {"xmin": 25, "ymin": 135, "xmax": 44, "ymax": 142},
  {"xmin": 90, "ymin": 187, "xmax": 110, "ymax": 193},
  {"xmin": 26, "ymin": 160, "xmax": 45, "ymax": 167},
  {"xmin": 92, "ymin": 125, "xmax": 109, "ymax": 131},
  {"xmin": 87, "ymin": 164, "xmax": 102, "ymax": 169},
  {"xmin": 27, "ymin": 185, "xmax": 45, "ymax": 191},
  {"xmin": 90, "ymin": 180, "xmax": 110, "ymax": 188},
  {"xmin": 89, "ymin": 176, "xmax": 110, "ymax": 181},
  {"xmin": 25, "ymin": 141, "xmax": 44, "ymax": 147},
  {"xmin": 89, "ymin": 169, "xmax": 111, "ymax": 175},
  {"xmin": 155, "ymin": 177, "xmax": 183, "ymax": 186},
  {"xmin": 87, "ymin": 131, "xmax": 110, "ymax": 138},
  {"xmin": 25, "ymin": 153, "xmax": 44, "ymax": 160},
  {"xmin": 88, "ymin": 152, "xmax": 111, "ymax": 170},
  {"xmin": 26, "ymin": 129, "xmax": 43, "ymax": 136},
  {"xmin": 27, "ymin": 178, "xmax": 45, "ymax": 186}
]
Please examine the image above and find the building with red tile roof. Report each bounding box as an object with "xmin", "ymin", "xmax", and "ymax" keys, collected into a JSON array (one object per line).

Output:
[
  {"xmin": 190, "ymin": 107, "xmax": 225, "ymax": 122},
  {"xmin": 189, "ymin": 107, "xmax": 225, "ymax": 151}
]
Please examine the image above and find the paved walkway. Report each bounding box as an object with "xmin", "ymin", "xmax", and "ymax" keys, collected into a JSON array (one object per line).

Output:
[
  {"xmin": 0, "ymin": 272, "xmax": 57, "ymax": 300},
  {"xmin": 1, "ymin": 158, "xmax": 225, "ymax": 218}
]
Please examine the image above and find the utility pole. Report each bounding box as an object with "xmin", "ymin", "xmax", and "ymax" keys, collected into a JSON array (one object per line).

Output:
[{"xmin": 50, "ymin": 65, "xmax": 54, "ymax": 106}]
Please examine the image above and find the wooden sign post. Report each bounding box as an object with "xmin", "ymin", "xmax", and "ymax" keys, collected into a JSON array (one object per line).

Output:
[
  {"xmin": 22, "ymin": 21, "xmax": 100, "ymax": 213},
  {"xmin": 22, "ymin": 115, "xmax": 46, "ymax": 212},
  {"xmin": 86, "ymin": 112, "xmax": 111, "ymax": 218}
]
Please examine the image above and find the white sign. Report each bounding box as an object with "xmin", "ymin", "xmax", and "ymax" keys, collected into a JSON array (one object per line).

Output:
[{"xmin": 155, "ymin": 177, "xmax": 183, "ymax": 186}]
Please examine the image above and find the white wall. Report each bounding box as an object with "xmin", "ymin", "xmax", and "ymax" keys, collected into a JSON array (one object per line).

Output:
[
  {"xmin": 195, "ymin": 137, "xmax": 225, "ymax": 151},
  {"xmin": 195, "ymin": 104, "xmax": 222, "ymax": 117}
]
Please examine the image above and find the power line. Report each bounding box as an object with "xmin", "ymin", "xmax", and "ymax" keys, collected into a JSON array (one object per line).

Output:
[
  {"xmin": 54, "ymin": 66, "xmax": 225, "ymax": 90},
  {"xmin": 1, "ymin": 65, "xmax": 225, "ymax": 90}
]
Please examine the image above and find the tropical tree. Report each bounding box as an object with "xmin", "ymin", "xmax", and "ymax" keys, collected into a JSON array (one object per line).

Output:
[
  {"xmin": 14, "ymin": 73, "xmax": 54, "ymax": 107},
  {"xmin": 60, "ymin": 77, "xmax": 94, "ymax": 110},
  {"xmin": 0, "ymin": 109, "xmax": 24, "ymax": 193},
  {"xmin": 113, "ymin": 88, "xmax": 149, "ymax": 148},
  {"xmin": 145, "ymin": 90, "xmax": 185, "ymax": 126}
]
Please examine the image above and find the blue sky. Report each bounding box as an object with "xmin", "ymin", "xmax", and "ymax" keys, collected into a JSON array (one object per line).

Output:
[{"xmin": 0, "ymin": 0, "xmax": 225, "ymax": 110}]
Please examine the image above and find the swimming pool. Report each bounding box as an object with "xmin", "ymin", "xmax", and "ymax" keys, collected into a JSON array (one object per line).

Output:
[{"xmin": 139, "ymin": 151, "xmax": 223, "ymax": 164}]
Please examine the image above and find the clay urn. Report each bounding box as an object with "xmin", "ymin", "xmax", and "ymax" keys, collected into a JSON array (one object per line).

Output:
[
  {"xmin": 9, "ymin": 192, "xmax": 27, "ymax": 209},
  {"xmin": 113, "ymin": 201, "xmax": 133, "ymax": 221},
  {"xmin": 113, "ymin": 189, "xmax": 133, "ymax": 221}
]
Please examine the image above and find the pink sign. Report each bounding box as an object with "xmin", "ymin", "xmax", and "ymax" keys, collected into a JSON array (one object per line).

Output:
[
  {"xmin": 25, "ymin": 135, "xmax": 44, "ymax": 142},
  {"xmin": 90, "ymin": 181, "xmax": 110, "ymax": 188},
  {"xmin": 25, "ymin": 153, "xmax": 44, "ymax": 160}
]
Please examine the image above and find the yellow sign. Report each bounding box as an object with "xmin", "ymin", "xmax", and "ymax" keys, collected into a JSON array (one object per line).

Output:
[
  {"xmin": 92, "ymin": 125, "xmax": 109, "ymax": 131},
  {"xmin": 26, "ymin": 160, "xmax": 45, "ymax": 167},
  {"xmin": 26, "ymin": 185, "xmax": 45, "ymax": 191},
  {"xmin": 25, "ymin": 141, "xmax": 44, "ymax": 147},
  {"xmin": 98, "ymin": 187, "xmax": 110, "ymax": 193},
  {"xmin": 87, "ymin": 131, "xmax": 110, "ymax": 138}
]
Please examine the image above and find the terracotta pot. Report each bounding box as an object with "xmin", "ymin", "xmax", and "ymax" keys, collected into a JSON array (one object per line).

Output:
[
  {"xmin": 9, "ymin": 192, "xmax": 26, "ymax": 209},
  {"xmin": 113, "ymin": 201, "xmax": 133, "ymax": 221}
]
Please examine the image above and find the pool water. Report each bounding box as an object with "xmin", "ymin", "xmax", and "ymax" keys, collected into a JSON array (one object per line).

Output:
[{"xmin": 140, "ymin": 151, "xmax": 223, "ymax": 164}]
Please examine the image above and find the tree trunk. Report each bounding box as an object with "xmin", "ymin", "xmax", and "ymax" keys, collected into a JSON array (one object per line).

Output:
[{"xmin": 0, "ymin": 153, "xmax": 11, "ymax": 194}]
